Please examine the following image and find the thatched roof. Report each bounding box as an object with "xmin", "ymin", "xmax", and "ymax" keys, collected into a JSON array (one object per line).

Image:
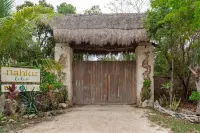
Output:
[{"xmin": 50, "ymin": 14, "xmax": 150, "ymax": 54}]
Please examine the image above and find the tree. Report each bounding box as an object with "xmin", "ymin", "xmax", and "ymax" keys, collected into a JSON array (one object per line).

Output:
[
  {"xmin": 84, "ymin": 5, "xmax": 102, "ymax": 14},
  {"xmin": 0, "ymin": 6, "xmax": 59, "ymax": 70},
  {"xmin": 16, "ymin": 1, "xmax": 34, "ymax": 11},
  {"xmin": 57, "ymin": 2, "xmax": 76, "ymax": 14},
  {"xmin": 107, "ymin": 0, "xmax": 148, "ymax": 13},
  {"xmin": 0, "ymin": 0, "xmax": 14, "ymax": 18},
  {"xmin": 16, "ymin": 0, "xmax": 56, "ymax": 59},
  {"xmin": 145, "ymin": 0, "xmax": 200, "ymax": 106},
  {"xmin": 39, "ymin": 0, "xmax": 54, "ymax": 10}
]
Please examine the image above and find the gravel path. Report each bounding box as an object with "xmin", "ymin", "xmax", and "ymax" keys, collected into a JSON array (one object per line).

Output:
[{"xmin": 18, "ymin": 105, "xmax": 169, "ymax": 133}]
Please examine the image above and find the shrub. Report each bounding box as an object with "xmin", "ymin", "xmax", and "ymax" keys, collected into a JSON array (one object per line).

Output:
[
  {"xmin": 40, "ymin": 70, "xmax": 63, "ymax": 92},
  {"xmin": 0, "ymin": 112, "xmax": 4, "ymax": 121},
  {"xmin": 189, "ymin": 91, "xmax": 200, "ymax": 101},
  {"xmin": 169, "ymin": 96, "xmax": 181, "ymax": 111},
  {"xmin": 159, "ymin": 94, "xmax": 169, "ymax": 107},
  {"xmin": 7, "ymin": 83, "xmax": 19, "ymax": 101},
  {"xmin": 141, "ymin": 80, "xmax": 152, "ymax": 102},
  {"xmin": 20, "ymin": 90, "xmax": 40, "ymax": 114}
]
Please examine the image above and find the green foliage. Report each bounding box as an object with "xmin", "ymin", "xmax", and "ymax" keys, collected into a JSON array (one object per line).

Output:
[
  {"xmin": 169, "ymin": 96, "xmax": 181, "ymax": 111},
  {"xmin": 20, "ymin": 90, "xmax": 40, "ymax": 114},
  {"xmin": 141, "ymin": 80, "xmax": 152, "ymax": 102},
  {"xmin": 158, "ymin": 94, "xmax": 169, "ymax": 107},
  {"xmin": 39, "ymin": 0, "xmax": 54, "ymax": 10},
  {"xmin": 0, "ymin": 0, "xmax": 14, "ymax": 18},
  {"xmin": 84, "ymin": 5, "xmax": 102, "ymax": 15},
  {"xmin": 0, "ymin": 112, "xmax": 4, "ymax": 121},
  {"xmin": 161, "ymin": 82, "xmax": 171, "ymax": 90},
  {"xmin": 97, "ymin": 54, "xmax": 117, "ymax": 61},
  {"xmin": 145, "ymin": 0, "xmax": 200, "ymax": 100},
  {"xmin": 57, "ymin": 2, "xmax": 76, "ymax": 14},
  {"xmin": 40, "ymin": 70, "xmax": 63, "ymax": 92},
  {"xmin": 149, "ymin": 110, "xmax": 200, "ymax": 133},
  {"xmin": 0, "ymin": 6, "xmax": 54, "ymax": 66},
  {"xmin": 143, "ymin": 80, "xmax": 151, "ymax": 88},
  {"xmin": 16, "ymin": 1, "xmax": 35, "ymax": 11},
  {"xmin": 15, "ymin": 0, "xmax": 56, "ymax": 59},
  {"xmin": 189, "ymin": 91, "xmax": 200, "ymax": 101}
]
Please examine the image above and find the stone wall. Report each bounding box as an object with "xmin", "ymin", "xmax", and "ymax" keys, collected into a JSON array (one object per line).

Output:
[
  {"xmin": 135, "ymin": 45, "xmax": 154, "ymax": 106},
  {"xmin": 55, "ymin": 43, "xmax": 73, "ymax": 103},
  {"xmin": 154, "ymin": 101, "xmax": 200, "ymax": 123}
]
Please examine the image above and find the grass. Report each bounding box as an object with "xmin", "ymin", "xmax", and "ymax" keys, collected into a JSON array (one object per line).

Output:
[{"xmin": 148, "ymin": 110, "xmax": 200, "ymax": 133}]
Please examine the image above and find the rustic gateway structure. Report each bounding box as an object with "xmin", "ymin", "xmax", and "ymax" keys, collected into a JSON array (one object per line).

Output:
[{"xmin": 50, "ymin": 14, "xmax": 154, "ymax": 105}]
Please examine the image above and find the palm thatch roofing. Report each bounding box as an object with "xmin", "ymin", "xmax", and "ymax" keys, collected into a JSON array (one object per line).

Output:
[{"xmin": 50, "ymin": 13, "xmax": 150, "ymax": 54}]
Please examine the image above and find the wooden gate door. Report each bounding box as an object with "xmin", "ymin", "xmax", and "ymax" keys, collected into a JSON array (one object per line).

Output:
[{"xmin": 73, "ymin": 61, "xmax": 136, "ymax": 104}]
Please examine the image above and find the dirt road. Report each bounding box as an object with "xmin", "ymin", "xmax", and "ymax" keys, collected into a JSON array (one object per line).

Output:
[{"xmin": 18, "ymin": 105, "xmax": 169, "ymax": 133}]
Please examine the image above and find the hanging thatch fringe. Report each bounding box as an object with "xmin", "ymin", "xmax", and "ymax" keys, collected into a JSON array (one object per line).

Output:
[
  {"xmin": 50, "ymin": 14, "xmax": 149, "ymax": 46},
  {"xmin": 54, "ymin": 29, "xmax": 148, "ymax": 46}
]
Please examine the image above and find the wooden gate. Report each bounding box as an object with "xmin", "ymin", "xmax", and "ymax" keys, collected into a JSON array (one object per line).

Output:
[{"xmin": 73, "ymin": 61, "xmax": 136, "ymax": 104}]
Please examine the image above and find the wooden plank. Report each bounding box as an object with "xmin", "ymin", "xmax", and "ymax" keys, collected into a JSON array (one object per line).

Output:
[{"xmin": 73, "ymin": 61, "xmax": 136, "ymax": 105}]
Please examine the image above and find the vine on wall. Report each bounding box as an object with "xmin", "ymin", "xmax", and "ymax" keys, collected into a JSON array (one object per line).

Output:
[{"xmin": 140, "ymin": 51, "xmax": 152, "ymax": 102}]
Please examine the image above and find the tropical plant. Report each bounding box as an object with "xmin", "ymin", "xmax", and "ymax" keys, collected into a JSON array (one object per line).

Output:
[
  {"xmin": 57, "ymin": 2, "xmax": 76, "ymax": 14},
  {"xmin": 0, "ymin": 0, "xmax": 14, "ymax": 18},
  {"xmin": 7, "ymin": 83, "xmax": 19, "ymax": 101},
  {"xmin": 140, "ymin": 80, "xmax": 151, "ymax": 102},
  {"xmin": 189, "ymin": 91, "xmax": 200, "ymax": 101},
  {"xmin": 0, "ymin": 6, "xmax": 58, "ymax": 69},
  {"xmin": 40, "ymin": 70, "xmax": 63, "ymax": 92},
  {"xmin": 20, "ymin": 90, "xmax": 41, "ymax": 114},
  {"xmin": 0, "ymin": 112, "xmax": 4, "ymax": 121},
  {"xmin": 16, "ymin": 0, "xmax": 35, "ymax": 11},
  {"xmin": 158, "ymin": 94, "xmax": 169, "ymax": 107},
  {"xmin": 145, "ymin": 0, "xmax": 200, "ymax": 102},
  {"xmin": 16, "ymin": 0, "xmax": 56, "ymax": 59},
  {"xmin": 169, "ymin": 96, "xmax": 181, "ymax": 111}
]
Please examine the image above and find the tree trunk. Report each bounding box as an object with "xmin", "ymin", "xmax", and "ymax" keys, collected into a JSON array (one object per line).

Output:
[
  {"xmin": 170, "ymin": 57, "xmax": 174, "ymax": 103},
  {"xmin": 195, "ymin": 78, "xmax": 200, "ymax": 115}
]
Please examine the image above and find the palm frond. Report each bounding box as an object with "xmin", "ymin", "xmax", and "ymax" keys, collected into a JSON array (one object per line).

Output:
[
  {"xmin": 0, "ymin": 0, "xmax": 14, "ymax": 18},
  {"xmin": 0, "ymin": 6, "xmax": 54, "ymax": 66},
  {"xmin": 32, "ymin": 59, "xmax": 62, "ymax": 71}
]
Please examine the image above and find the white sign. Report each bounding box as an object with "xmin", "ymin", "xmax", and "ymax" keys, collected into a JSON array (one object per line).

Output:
[
  {"xmin": 1, "ymin": 67, "xmax": 40, "ymax": 83},
  {"xmin": 1, "ymin": 84, "xmax": 40, "ymax": 92}
]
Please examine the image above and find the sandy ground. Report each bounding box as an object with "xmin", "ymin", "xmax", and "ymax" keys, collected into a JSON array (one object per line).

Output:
[{"xmin": 18, "ymin": 105, "xmax": 169, "ymax": 133}]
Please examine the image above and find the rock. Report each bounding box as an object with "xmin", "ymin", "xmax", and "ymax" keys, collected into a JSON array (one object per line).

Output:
[
  {"xmin": 21, "ymin": 123, "xmax": 29, "ymax": 127},
  {"xmin": 174, "ymin": 113, "xmax": 186, "ymax": 119},
  {"xmin": 2, "ymin": 117, "xmax": 7, "ymax": 121},
  {"xmin": 56, "ymin": 110, "xmax": 65, "ymax": 114},
  {"xmin": 59, "ymin": 103, "xmax": 68, "ymax": 109},
  {"xmin": 4, "ymin": 99, "xmax": 18, "ymax": 115},
  {"xmin": 0, "ymin": 121, "xmax": 6, "ymax": 124},
  {"xmin": 28, "ymin": 114, "xmax": 36, "ymax": 119},
  {"xmin": 45, "ymin": 112, "xmax": 52, "ymax": 117},
  {"xmin": 50, "ymin": 111, "xmax": 56, "ymax": 116},
  {"xmin": 66, "ymin": 101, "xmax": 72, "ymax": 107},
  {"xmin": 24, "ymin": 123, "xmax": 29, "ymax": 126},
  {"xmin": 141, "ymin": 100, "xmax": 148, "ymax": 108},
  {"xmin": 19, "ymin": 104, "xmax": 27, "ymax": 115},
  {"xmin": 141, "ymin": 100, "xmax": 153, "ymax": 108},
  {"xmin": 23, "ymin": 115, "xmax": 29, "ymax": 119},
  {"xmin": 8, "ymin": 119, "xmax": 16, "ymax": 123},
  {"xmin": 154, "ymin": 100, "xmax": 200, "ymax": 123},
  {"xmin": 180, "ymin": 109, "xmax": 196, "ymax": 115}
]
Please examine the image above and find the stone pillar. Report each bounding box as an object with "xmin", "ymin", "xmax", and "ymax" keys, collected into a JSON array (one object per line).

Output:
[
  {"xmin": 55, "ymin": 43, "xmax": 73, "ymax": 103},
  {"xmin": 135, "ymin": 45, "xmax": 154, "ymax": 106}
]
